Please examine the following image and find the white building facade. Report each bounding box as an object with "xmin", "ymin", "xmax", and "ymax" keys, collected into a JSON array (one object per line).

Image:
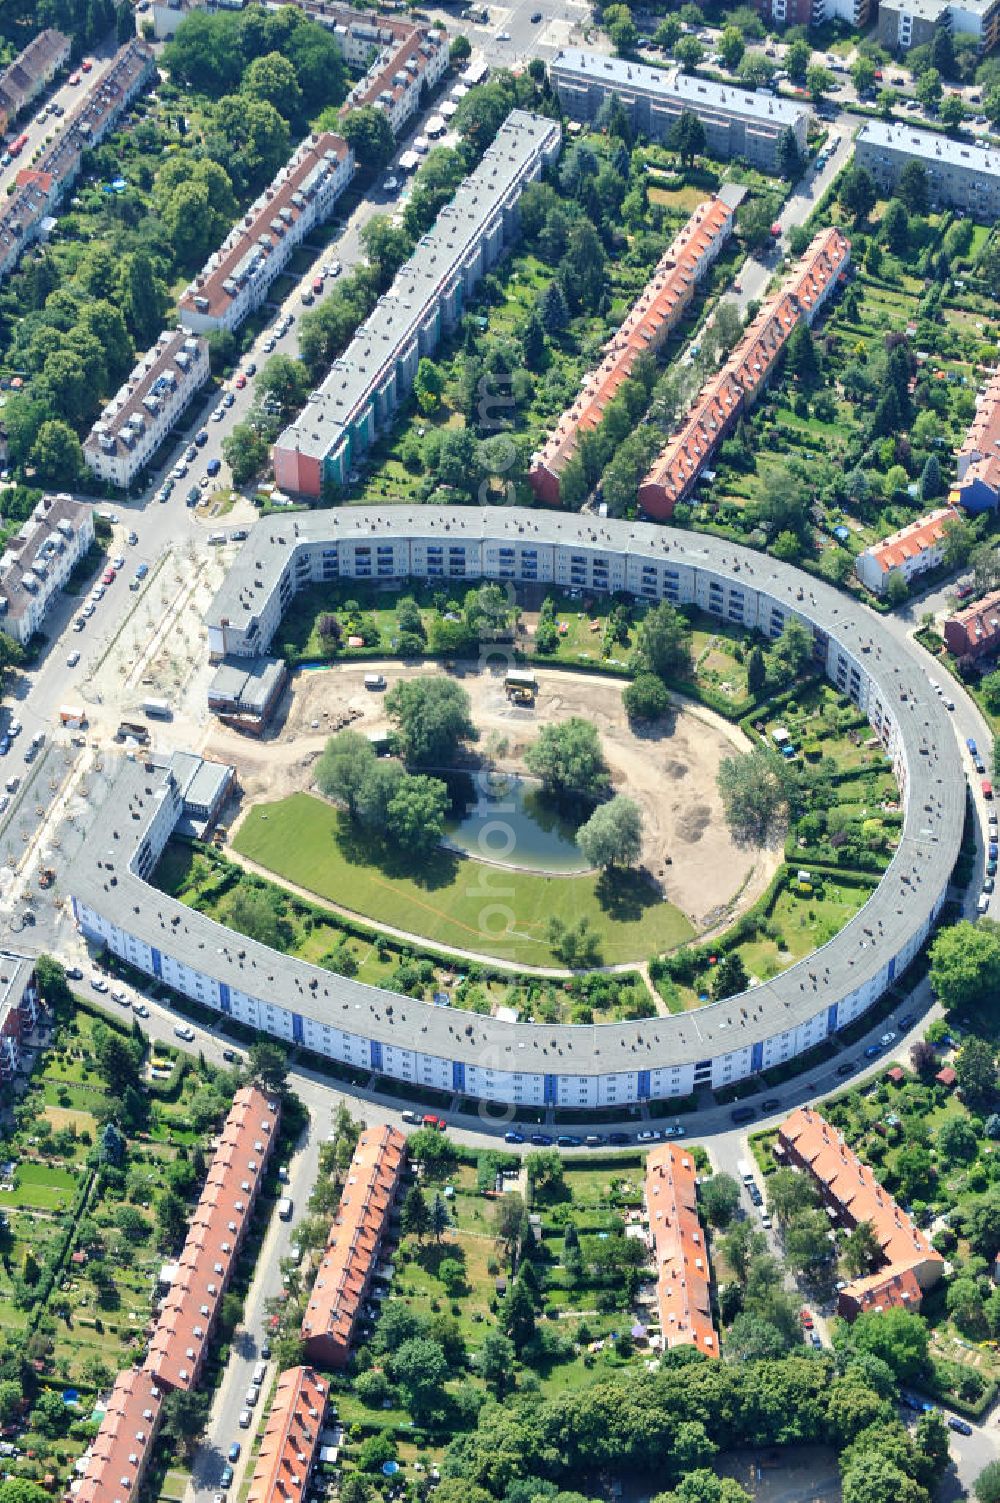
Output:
[
  {"xmin": 0, "ymin": 494, "xmax": 94, "ymax": 645},
  {"xmin": 84, "ymin": 329, "xmax": 210, "ymax": 490}
]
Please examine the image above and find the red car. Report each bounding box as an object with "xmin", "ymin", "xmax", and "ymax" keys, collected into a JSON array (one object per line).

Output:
[
  {"xmin": 102, "ymin": 567, "xmax": 116, "ymax": 585},
  {"xmin": 235, "ymin": 373, "xmax": 247, "ymax": 389},
  {"xmin": 422, "ymin": 1113, "xmax": 446, "ymax": 1131},
  {"xmin": 800, "ymin": 1308, "xmax": 814, "ymax": 1328},
  {"xmin": 81, "ymin": 57, "xmax": 94, "ymax": 72}
]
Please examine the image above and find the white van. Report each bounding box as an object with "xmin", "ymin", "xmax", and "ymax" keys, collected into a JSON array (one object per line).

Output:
[
  {"xmin": 253, "ymin": 1363, "xmax": 266, "ymax": 1386},
  {"xmin": 978, "ymin": 893, "xmax": 991, "ymax": 914},
  {"xmin": 364, "ymin": 673, "xmax": 386, "ymax": 691},
  {"xmin": 208, "ymin": 532, "xmax": 226, "ymax": 546},
  {"xmin": 245, "ymin": 1384, "xmax": 261, "ymax": 1408},
  {"xmin": 277, "ymin": 1196, "xmax": 293, "ymax": 1221}
]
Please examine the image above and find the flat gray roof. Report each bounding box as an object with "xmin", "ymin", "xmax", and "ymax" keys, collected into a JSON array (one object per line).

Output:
[
  {"xmin": 550, "ymin": 48, "xmax": 808, "ymax": 129},
  {"xmin": 209, "ymin": 655, "xmax": 285, "ymax": 709},
  {"xmin": 857, "ymin": 119, "xmax": 1000, "ymax": 178},
  {"xmin": 70, "ymin": 510, "xmax": 964, "ymax": 1076},
  {"xmin": 0, "ymin": 951, "xmax": 33, "ymax": 1022},
  {"xmin": 276, "ymin": 110, "xmax": 560, "ymax": 464}
]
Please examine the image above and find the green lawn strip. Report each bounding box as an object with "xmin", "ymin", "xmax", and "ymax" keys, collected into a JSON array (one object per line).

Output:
[{"xmin": 232, "ymin": 792, "xmax": 693, "ymax": 966}]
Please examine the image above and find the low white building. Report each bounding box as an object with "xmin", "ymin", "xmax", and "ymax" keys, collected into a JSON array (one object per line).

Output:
[
  {"xmin": 855, "ymin": 506, "xmax": 959, "ymax": 596},
  {"xmin": 0, "ymin": 493, "xmax": 94, "ymax": 645},
  {"xmin": 179, "ymin": 132, "xmax": 353, "ymax": 334},
  {"xmin": 84, "ymin": 329, "xmax": 210, "ymax": 491}
]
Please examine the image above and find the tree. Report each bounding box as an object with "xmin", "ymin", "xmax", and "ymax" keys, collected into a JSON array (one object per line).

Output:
[
  {"xmin": 712, "ymin": 951, "xmax": 748, "ymax": 1001},
  {"xmin": 914, "ymin": 1409, "xmax": 950, "ymax": 1485},
  {"xmin": 699, "ymin": 1172, "xmax": 741, "ymax": 1228},
  {"xmin": 947, "ymin": 1275, "xmax": 986, "ymax": 1336},
  {"xmin": 930, "ymin": 920, "xmax": 1000, "ymax": 1016},
  {"xmin": 391, "ymin": 1336, "xmax": 449, "ymax": 1423},
  {"xmin": 247, "ymin": 1040, "xmax": 287, "ymax": 1093},
  {"xmin": 806, "ymin": 64, "xmax": 835, "ymax": 101},
  {"xmin": 386, "ymin": 774, "xmax": 450, "ymax": 856},
  {"xmin": 316, "ymin": 730, "xmax": 376, "ymax": 819},
  {"xmin": 449, "ymin": 32, "xmax": 471, "ymax": 61},
  {"xmin": 738, "ymin": 197, "xmax": 775, "ymax": 252},
  {"xmin": 940, "ymin": 91, "xmax": 966, "ymax": 129},
  {"xmin": 881, "ymin": 199, "xmax": 910, "ymax": 254},
  {"xmin": 161, "ymin": 1389, "xmax": 210, "ymax": 1458},
  {"xmin": 746, "ymin": 645, "xmax": 767, "ymax": 696},
  {"xmin": 785, "ymin": 37, "xmax": 811, "ymax": 81},
  {"xmin": 766, "ymin": 1167, "xmax": 817, "ymax": 1225},
  {"xmin": 223, "ymin": 422, "xmax": 269, "ymax": 486},
  {"xmin": 227, "ymin": 886, "xmax": 284, "ymax": 949},
  {"xmin": 414, "ymin": 357, "xmax": 445, "ymax": 415},
  {"xmin": 257, "ymin": 355, "xmax": 309, "ymax": 421},
  {"xmin": 92, "ymin": 1025, "xmax": 142, "ymax": 1093},
  {"xmin": 852, "ymin": 56, "xmax": 878, "ymax": 95},
  {"xmin": 977, "ymin": 1461, "xmax": 1000, "ymax": 1503},
  {"xmin": 719, "ymin": 25, "xmax": 744, "ymax": 68},
  {"xmin": 123, "ymin": 250, "xmax": 165, "ymax": 345},
  {"xmin": 668, "ymin": 108, "xmax": 706, "ymax": 165},
  {"xmin": 842, "ymin": 1220, "xmax": 882, "ymax": 1278},
  {"xmin": 478, "ymin": 1329, "xmax": 514, "ymax": 1396},
  {"xmin": 654, "ymin": 1472, "xmax": 751, "ymax": 1503},
  {"xmin": 526, "ymin": 718, "xmax": 609, "ymax": 799},
  {"xmin": 717, "ymin": 747, "xmax": 796, "ymax": 845},
  {"xmin": 430, "ymin": 1192, "xmax": 451, "ymax": 1244},
  {"xmin": 499, "ymin": 1275, "xmax": 535, "ymax": 1353},
  {"xmin": 777, "ymin": 126, "xmax": 802, "ymax": 181},
  {"xmin": 846, "ymin": 1307, "xmax": 930, "ymax": 1381},
  {"xmin": 938, "ymin": 1114, "xmax": 978, "ymax": 1163},
  {"xmin": 634, "ymin": 601, "xmax": 693, "ymax": 680},
  {"xmin": 840, "ymin": 166, "xmax": 877, "ymax": 224},
  {"xmin": 385, "ymin": 678, "xmax": 474, "ymax": 768},
  {"xmin": 402, "ymin": 1184, "xmax": 429, "ymax": 1243},
  {"xmin": 898, "ymin": 160, "xmax": 929, "ymax": 214},
  {"xmin": 28, "ymin": 420, "xmax": 82, "ymax": 487},
  {"xmin": 919, "ymin": 453, "xmax": 943, "ymax": 501},
  {"xmin": 674, "ymin": 36, "xmax": 704, "ymax": 74},
  {"xmin": 540, "ymin": 279, "xmax": 570, "ymax": 335},
  {"xmin": 575, "ymin": 796, "xmax": 642, "ymax": 869},
  {"xmin": 786, "ymin": 322, "xmax": 819, "ymax": 388},
  {"xmin": 622, "ymin": 673, "xmax": 670, "ymax": 722},
  {"xmin": 720, "ymin": 1220, "xmax": 766, "ymax": 1286},
  {"xmin": 915, "ymin": 67, "xmax": 943, "ymax": 110}
]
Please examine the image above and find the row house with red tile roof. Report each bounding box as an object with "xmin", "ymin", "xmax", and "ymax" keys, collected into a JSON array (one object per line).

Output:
[
  {"xmin": 944, "ymin": 587, "xmax": 1000, "ymax": 661},
  {"xmin": 71, "ymin": 1368, "xmax": 164, "ymax": 1503},
  {"xmin": 854, "ymin": 506, "xmax": 959, "ymax": 597},
  {"xmin": 84, "ymin": 329, "xmax": 210, "ymax": 490},
  {"xmin": 179, "ymin": 133, "xmax": 353, "ymax": 334},
  {"xmin": 644, "ymin": 1143, "xmax": 718, "ymax": 1358},
  {"xmin": 338, "ymin": 14, "xmax": 448, "ymax": 137},
  {"xmin": 301, "ymin": 1125, "xmax": 406, "ymax": 1369},
  {"xmin": 777, "ymin": 1107, "xmax": 944, "ymax": 1320},
  {"xmin": 0, "ymin": 30, "xmax": 70, "ymax": 132},
  {"xmin": 529, "ymin": 189, "xmax": 741, "ymax": 507},
  {"xmin": 0, "ymin": 40, "xmax": 153, "ymax": 285},
  {"xmin": 146, "ymin": 1084, "xmax": 279, "ymax": 1390},
  {"xmin": 246, "ymin": 1366, "xmax": 329, "ymax": 1503},
  {"xmin": 952, "ymin": 368, "xmax": 1000, "ymax": 516},
  {"xmin": 637, "ymin": 226, "xmax": 851, "ymax": 520}
]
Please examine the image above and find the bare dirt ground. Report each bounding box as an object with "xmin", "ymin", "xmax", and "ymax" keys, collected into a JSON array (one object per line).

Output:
[{"xmin": 203, "ymin": 660, "xmax": 780, "ymax": 935}]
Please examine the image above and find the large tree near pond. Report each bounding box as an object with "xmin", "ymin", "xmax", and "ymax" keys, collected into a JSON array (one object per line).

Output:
[
  {"xmin": 576, "ymin": 795, "xmax": 642, "ymax": 869},
  {"xmin": 525, "ymin": 718, "xmax": 609, "ymax": 800},
  {"xmin": 385, "ymin": 677, "xmax": 475, "ymax": 767}
]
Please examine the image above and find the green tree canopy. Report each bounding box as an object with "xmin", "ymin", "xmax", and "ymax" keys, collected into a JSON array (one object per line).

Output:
[{"xmin": 525, "ymin": 718, "xmax": 609, "ymax": 799}]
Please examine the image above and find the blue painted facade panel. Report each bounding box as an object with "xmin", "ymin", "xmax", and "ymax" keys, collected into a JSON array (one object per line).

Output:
[
  {"xmin": 452, "ymin": 1060, "xmax": 465, "ymax": 1093},
  {"xmin": 637, "ymin": 1069, "xmax": 650, "ymax": 1098},
  {"xmin": 293, "ymin": 1012, "xmax": 304, "ymax": 1044},
  {"xmin": 370, "ymin": 1038, "xmax": 383, "ymax": 1072},
  {"xmin": 827, "ymin": 1002, "xmax": 839, "ymax": 1033},
  {"xmin": 751, "ymin": 1040, "xmax": 764, "ymax": 1073},
  {"xmin": 219, "ymin": 981, "xmax": 231, "ymax": 1015},
  {"xmin": 151, "ymin": 947, "xmax": 162, "ymax": 980},
  {"xmin": 544, "ymin": 1074, "xmax": 557, "ymax": 1104}
]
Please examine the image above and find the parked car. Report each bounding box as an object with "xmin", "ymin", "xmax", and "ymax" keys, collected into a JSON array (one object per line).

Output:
[
  {"xmin": 401, "ymin": 1109, "xmax": 421, "ymax": 1124},
  {"xmin": 556, "ymin": 1134, "xmax": 580, "ymax": 1147},
  {"xmin": 662, "ymin": 1125, "xmax": 686, "ymax": 1139},
  {"xmin": 529, "ymin": 1133, "xmax": 552, "ymax": 1146},
  {"xmin": 864, "ymin": 1043, "xmax": 882, "ymax": 1058},
  {"xmin": 66, "ymin": 651, "xmax": 80, "ymax": 667},
  {"xmin": 761, "ymin": 1098, "xmax": 781, "ymax": 1111},
  {"xmin": 228, "ymin": 1444, "xmax": 241, "ymax": 1463},
  {"xmin": 174, "ymin": 1023, "xmax": 195, "ymax": 1042},
  {"xmin": 731, "ymin": 1106, "xmax": 755, "ymax": 1124},
  {"xmin": 608, "ymin": 1131, "xmax": 630, "ymax": 1145},
  {"xmin": 880, "ymin": 1031, "xmax": 896, "ymax": 1046},
  {"xmin": 504, "ymin": 1130, "xmax": 525, "ymax": 1144},
  {"xmin": 637, "ymin": 1129, "xmax": 662, "ymax": 1142},
  {"xmin": 221, "ymin": 1466, "xmax": 235, "ymax": 1486},
  {"xmin": 948, "ymin": 1417, "xmax": 972, "ymax": 1435},
  {"xmin": 134, "ymin": 1002, "xmax": 149, "ymax": 1018},
  {"xmin": 222, "ymin": 1048, "xmax": 236, "ymax": 1062}
]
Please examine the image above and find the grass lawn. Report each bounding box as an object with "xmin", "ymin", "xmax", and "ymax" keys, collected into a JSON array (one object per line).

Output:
[{"xmin": 233, "ymin": 792, "xmax": 694, "ymax": 965}]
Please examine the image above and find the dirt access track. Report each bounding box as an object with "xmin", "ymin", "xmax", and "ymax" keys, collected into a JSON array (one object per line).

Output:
[{"xmin": 203, "ymin": 660, "xmax": 779, "ymax": 934}]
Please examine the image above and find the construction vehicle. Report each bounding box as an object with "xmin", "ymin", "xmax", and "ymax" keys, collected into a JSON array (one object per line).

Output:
[{"xmin": 116, "ymin": 721, "xmax": 150, "ymax": 746}]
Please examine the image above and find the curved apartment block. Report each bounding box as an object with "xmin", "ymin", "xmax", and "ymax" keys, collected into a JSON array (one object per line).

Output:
[{"xmin": 65, "ymin": 508, "xmax": 962, "ymax": 1113}]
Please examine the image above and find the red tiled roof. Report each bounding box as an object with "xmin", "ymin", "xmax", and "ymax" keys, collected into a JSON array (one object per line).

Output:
[
  {"xmin": 179, "ymin": 133, "xmax": 351, "ymax": 324},
  {"xmin": 638, "ymin": 227, "xmax": 850, "ymax": 518},
  {"xmin": 246, "ymin": 1366, "xmax": 328, "ymax": 1503},
  {"xmin": 840, "ymin": 1263, "xmax": 923, "ymax": 1318},
  {"xmin": 645, "ymin": 1143, "xmax": 718, "ymax": 1358},
  {"xmin": 943, "ymin": 588, "xmax": 1000, "ymax": 659},
  {"xmin": 301, "ymin": 1125, "xmax": 406, "ymax": 1364},
  {"xmin": 866, "ymin": 507, "xmax": 958, "ymax": 574},
  {"xmin": 957, "ymin": 368, "xmax": 1000, "ymax": 500},
  {"xmin": 341, "ymin": 18, "xmax": 445, "ymax": 117},
  {"xmin": 73, "ymin": 1368, "xmax": 163, "ymax": 1503},
  {"xmin": 529, "ymin": 195, "xmax": 736, "ymax": 502},
  {"xmin": 146, "ymin": 1085, "xmax": 279, "ymax": 1389},
  {"xmin": 936, "ymin": 1066, "xmax": 957, "ymax": 1087},
  {"xmin": 778, "ymin": 1107, "xmax": 944, "ymax": 1318}
]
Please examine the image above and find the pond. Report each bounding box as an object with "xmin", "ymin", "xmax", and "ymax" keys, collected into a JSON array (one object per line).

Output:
[{"xmin": 444, "ymin": 772, "xmax": 590, "ymax": 874}]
